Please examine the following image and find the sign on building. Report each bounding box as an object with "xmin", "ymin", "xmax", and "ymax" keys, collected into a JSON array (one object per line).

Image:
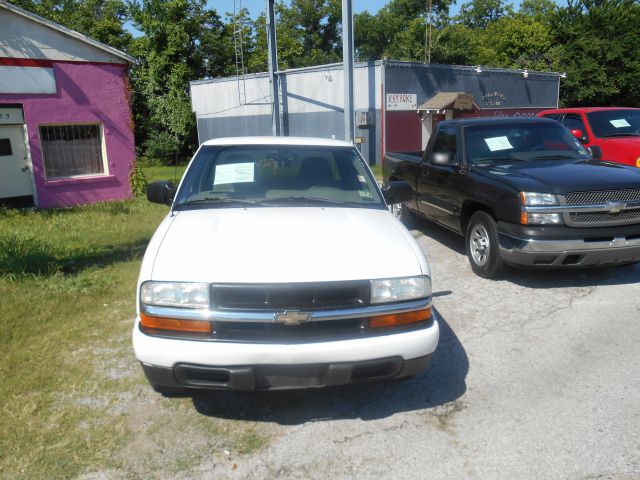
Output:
[{"xmin": 386, "ymin": 93, "xmax": 417, "ymax": 111}]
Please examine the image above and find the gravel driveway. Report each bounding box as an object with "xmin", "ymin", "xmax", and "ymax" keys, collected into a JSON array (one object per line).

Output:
[{"xmin": 179, "ymin": 217, "xmax": 640, "ymax": 480}]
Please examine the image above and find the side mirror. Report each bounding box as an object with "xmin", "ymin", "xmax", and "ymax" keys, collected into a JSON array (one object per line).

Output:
[
  {"xmin": 588, "ymin": 145, "xmax": 602, "ymax": 160},
  {"xmin": 570, "ymin": 129, "xmax": 588, "ymax": 144},
  {"xmin": 431, "ymin": 152, "xmax": 452, "ymax": 165},
  {"xmin": 381, "ymin": 181, "xmax": 413, "ymax": 205},
  {"xmin": 147, "ymin": 180, "xmax": 176, "ymax": 205}
]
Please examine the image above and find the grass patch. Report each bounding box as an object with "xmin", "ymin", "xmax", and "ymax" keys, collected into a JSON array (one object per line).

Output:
[
  {"xmin": 0, "ymin": 181, "xmax": 268, "ymax": 478},
  {"xmin": 370, "ymin": 164, "xmax": 383, "ymax": 182},
  {"xmin": 143, "ymin": 164, "xmax": 188, "ymax": 184}
]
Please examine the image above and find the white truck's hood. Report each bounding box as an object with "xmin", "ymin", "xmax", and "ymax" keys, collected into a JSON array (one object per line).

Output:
[{"xmin": 149, "ymin": 207, "xmax": 428, "ymax": 283}]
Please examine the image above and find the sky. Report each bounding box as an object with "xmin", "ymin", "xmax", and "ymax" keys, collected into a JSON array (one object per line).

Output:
[{"xmin": 212, "ymin": 0, "xmax": 391, "ymax": 19}]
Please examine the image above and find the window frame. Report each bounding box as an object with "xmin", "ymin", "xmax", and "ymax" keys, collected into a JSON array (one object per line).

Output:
[{"xmin": 38, "ymin": 122, "xmax": 109, "ymax": 180}]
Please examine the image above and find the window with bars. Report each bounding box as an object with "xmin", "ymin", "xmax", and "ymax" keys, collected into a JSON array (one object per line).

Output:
[{"xmin": 39, "ymin": 124, "xmax": 106, "ymax": 179}]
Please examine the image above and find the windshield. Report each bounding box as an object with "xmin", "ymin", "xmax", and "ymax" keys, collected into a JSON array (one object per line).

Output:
[
  {"xmin": 173, "ymin": 145, "xmax": 385, "ymax": 210},
  {"xmin": 586, "ymin": 110, "xmax": 640, "ymax": 138},
  {"xmin": 464, "ymin": 122, "xmax": 591, "ymax": 166}
]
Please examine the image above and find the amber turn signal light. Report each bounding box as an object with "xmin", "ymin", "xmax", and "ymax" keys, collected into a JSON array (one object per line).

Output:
[
  {"xmin": 369, "ymin": 307, "xmax": 432, "ymax": 328},
  {"xmin": 140, "ymin": 312, "xmax": 212, "ymax": 333}
]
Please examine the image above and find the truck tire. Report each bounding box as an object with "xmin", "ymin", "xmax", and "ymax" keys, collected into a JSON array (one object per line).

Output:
[{"xmin": 465, "ymin": 211, "xmax": 504, "ymax": 279}]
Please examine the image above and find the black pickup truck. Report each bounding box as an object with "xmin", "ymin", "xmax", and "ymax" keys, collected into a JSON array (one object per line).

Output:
[{"xmin": 383, "ymin": 117, "xmax": 640, "ymax": 278}]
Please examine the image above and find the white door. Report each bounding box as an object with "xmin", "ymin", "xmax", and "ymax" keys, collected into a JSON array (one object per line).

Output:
[{"xmin": 0, "ymin": 125, "xmax": 33, "ymax": 199}]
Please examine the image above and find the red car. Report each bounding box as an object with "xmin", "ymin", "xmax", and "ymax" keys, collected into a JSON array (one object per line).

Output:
[{"xmin": 538, "ymin": 107, "xmax": 640, "ymax": 168}]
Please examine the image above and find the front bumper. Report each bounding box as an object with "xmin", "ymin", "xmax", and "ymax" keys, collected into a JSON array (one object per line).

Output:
[
  {"xmin": 133, "ymin": 311, "xmax": 440, "ymax": 391},
  {"xmin": 497, "ymin": 221, "xmax": 640, "ymax": 267},
  {"xmin": 141, "ymin": 354, "xmax": 432, "ymax": 391}
]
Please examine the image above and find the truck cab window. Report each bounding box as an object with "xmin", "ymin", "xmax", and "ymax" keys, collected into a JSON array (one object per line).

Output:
[
  {"xmin": 562, "ymin": 114, "xmax": 586, "ymax": 133},
  {"xmin": 431, "ymin": 126, "xmax": 457, "ymax": 164}
]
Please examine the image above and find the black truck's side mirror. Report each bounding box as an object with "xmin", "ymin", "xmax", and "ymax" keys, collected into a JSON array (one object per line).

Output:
[
  {"xmin": 430, "ymin": 152, "xmax": 452, "ymax": 165},
  {"xmin": 381, "ymin": 181, "xmax": 413, "ymax": 205},
  {"xmin": 588, "ymin": 145, "xmax": 602, "ymax": 159},
  {"xmin": 147, "ymin": 180, "xmax": 177, "ymax": 205}
]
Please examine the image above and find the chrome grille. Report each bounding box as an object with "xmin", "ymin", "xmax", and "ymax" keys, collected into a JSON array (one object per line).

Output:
[
  {"xmin": 565, "ymin": 189, "xmax": 640, "ymax": 205},
  {"xmin": 570, "ymin": 210, "xmax": 640, "ymax": 224}
]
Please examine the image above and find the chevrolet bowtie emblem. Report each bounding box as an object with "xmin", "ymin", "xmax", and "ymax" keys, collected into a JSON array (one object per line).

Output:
[
  {"xmin": 606, "ymin": 201, "xmax": 626, "ymax": 214},
  {"xmin": 275, "ymin": 310, "xmax": 311, "ymax": 325}
]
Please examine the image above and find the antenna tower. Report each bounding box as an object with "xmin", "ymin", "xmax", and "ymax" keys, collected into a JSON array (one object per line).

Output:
[
  {"xmin": 425, "ymin": 0, "xmax": 432, "ymax": 63},
  {"xmin": 233, "ymin": 0, "xmax": 247, "ymax": 105}
]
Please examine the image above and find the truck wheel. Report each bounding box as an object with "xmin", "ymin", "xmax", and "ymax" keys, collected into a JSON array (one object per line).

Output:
[{"xmin": 465, "ymin": 211, "xmax": 504, "ymax": 279}]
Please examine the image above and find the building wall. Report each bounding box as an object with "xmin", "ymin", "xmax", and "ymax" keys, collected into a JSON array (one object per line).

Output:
[
  {"xmin": 191, "ymin": 63, "xmax": 383, "ymax": 164},
  {"xmin": 0, "ymin": 8, "xmax": 124, "ymax": 63},
  {"xmin": 382, "ymin": 62, "xmax": 560, "ymax": 155},
  {"xmin": 0, "ymin": 61, "xmax": 134, "ymax": 208},
  {"xmin": 191, "ymin": 61, "xmax": 560, "ymax": 165}
]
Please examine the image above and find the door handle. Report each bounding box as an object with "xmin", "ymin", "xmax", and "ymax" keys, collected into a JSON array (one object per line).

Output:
[
  {"xmin": 421, "ymin": 170, "xmax": 430, "ymax": 177},
  {"xmin": 21, "ymin": 165, "xmax": 29, "ymax": 172}
]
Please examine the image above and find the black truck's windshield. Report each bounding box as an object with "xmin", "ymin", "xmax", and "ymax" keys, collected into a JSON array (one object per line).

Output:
[
  {"xmin": 173, "ymin": 145, "xmax": 385, "ymax": 210},
  {"xmin": 464, "ymin": 122, "xmax": 591, "ymax": 166}
]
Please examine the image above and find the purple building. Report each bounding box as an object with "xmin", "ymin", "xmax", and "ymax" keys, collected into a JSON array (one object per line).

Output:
[{"xmin": 0, "ymin": 0, "xmax": 136, "ymax": 208}]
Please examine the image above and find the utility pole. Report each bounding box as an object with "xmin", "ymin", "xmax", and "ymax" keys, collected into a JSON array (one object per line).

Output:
[
  {"xmin": 266, "ymin": 0, "xmax": 280, "ymax": 136},
  {"xmin": 342, "ymin": 0, "xmax": 354, "ymax": 143}
]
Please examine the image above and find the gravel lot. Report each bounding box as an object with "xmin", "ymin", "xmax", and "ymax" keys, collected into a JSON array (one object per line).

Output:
[{"xmin": 181, "ymin": 216, "xmax": 640, "ymax": 480}]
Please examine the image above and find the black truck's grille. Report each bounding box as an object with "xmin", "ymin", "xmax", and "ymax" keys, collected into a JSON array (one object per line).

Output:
[
  {"xmin": 570, "ymin": 209, "xmax": 640, "ymax": 224},
  {"xmin": 211, "ymin": 281, "xmax": 370, "ymax": 311},
  {"xmin": 565, "ymin": 189, "xmax": 640, "ymax": 205},
  {"xmin": 564, "ymin": 189, "xmax": 640, "ymax": 227}
]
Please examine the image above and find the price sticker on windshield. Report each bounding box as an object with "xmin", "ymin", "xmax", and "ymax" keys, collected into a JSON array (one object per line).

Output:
[
  {"xmin": 214, "ymin": 162, "xmax": 255, "ymax": 185},
  {"xmin": 484, "ymin": 136, "xmax": 514, "ymax": 151},
  {"xmin": 609, "ymin": 119, "xmax": 631, "ymax": 128}
]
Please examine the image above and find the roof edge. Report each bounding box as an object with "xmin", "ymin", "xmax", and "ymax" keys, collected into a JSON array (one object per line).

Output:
[{"xmin": 0, "ymin": 0, "xmax": 137, "ymax": 64}]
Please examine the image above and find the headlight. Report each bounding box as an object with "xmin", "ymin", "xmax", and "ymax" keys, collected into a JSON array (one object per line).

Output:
[
  {"xmin": 519, "ymin": 192, "xmax": 558, "ymax": 206},
  {"xmin": 370, "ymin": 276, "xmax": 431, "ymax": 304},
  {"xmin": 519, "ymin": 192, "xmax": 563, "ymax": 225},
  {"xmin": 522, "ymin": 213, "xmax": 563, "ymax": 225},
  {"xmin": 140, "ymin": 281, "xmax": 209, "ymax": 309},
  {"xmin": 636, "ymin": 156, "xmax": 640, "ymax": 168}
]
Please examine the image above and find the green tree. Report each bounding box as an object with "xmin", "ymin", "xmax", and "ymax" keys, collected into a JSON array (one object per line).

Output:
[
  {"xmin": 128, "ymin": 0, "xmax": 228, "ymax": 161},
  {"xmin": 455, "ymin": 0, "xmax": 513, "ymax": 29},
  {"xmin": 552, "ymin": 0, "xmax": 640, "ymax": 106},
  {"xmin": 354, "ymin": 0, "xmax": 453, "ymax": 62}
]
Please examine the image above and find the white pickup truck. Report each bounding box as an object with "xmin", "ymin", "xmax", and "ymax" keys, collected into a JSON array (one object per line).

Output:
[{"xmin": 133, "ymin": 137, "xmax": 439, "ymax": 393}]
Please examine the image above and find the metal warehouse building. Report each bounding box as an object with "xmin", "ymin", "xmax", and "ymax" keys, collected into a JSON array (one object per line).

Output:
[{"xmin": 190, "ymin": 60, "xmax": 562, "ymax": 165}]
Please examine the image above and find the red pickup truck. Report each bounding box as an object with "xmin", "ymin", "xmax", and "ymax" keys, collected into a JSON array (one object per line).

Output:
[{"xmin": 538, "ymin": 107, "xmax": 640, "ymax": 168}]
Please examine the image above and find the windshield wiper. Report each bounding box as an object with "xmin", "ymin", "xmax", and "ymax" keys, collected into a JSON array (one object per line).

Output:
[
  {"xmin": 531, "ymin": 154, "xmax": 578, "ymax": 160},
  {"xmin": 601, "ymin": 132, "xmax": 640, "ymax": 137},
  {"xmin": 177, "ymin": 196, "xmax": 263, "ymax": 207},
  {"xmin": 475, "ymin": 156, "xmax": 520, "ymax": 166},
  {"xmin": 261, "ymin": 196, "xmax": 363, "ymax": 207}
]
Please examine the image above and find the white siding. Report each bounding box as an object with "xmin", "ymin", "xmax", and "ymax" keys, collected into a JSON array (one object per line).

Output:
[
  {"xmin": 0, "ymin": 9, "xmax": 126, "ymax": 63},
  {"xmin": 190, "ymin": 63, "xmax": 382, "ymax": 119}
]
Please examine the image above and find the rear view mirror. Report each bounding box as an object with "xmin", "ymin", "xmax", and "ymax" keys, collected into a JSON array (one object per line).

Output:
[
  {"xmin": 431, "ymin": 152, "xmax": 452, "ymax": 165},
  {"xmin": 147, "ymin": 180, "xmax": 177, "ymax": 205},
  {"xmin": 381, "ymin": 181, "xmax": 413, "ymax": 205},
  {"xmin": 588, "ymin": 145, "xmax": 602, "ymax": 159}
]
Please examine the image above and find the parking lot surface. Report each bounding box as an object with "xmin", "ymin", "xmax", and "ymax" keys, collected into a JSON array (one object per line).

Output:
[{"xmin": 185, "ymin": 218, "xmax": 640, "ymax": 480}]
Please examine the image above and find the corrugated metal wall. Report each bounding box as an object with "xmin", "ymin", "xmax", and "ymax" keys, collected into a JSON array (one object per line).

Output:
[{"xmin": 190, "ymin": 62, "xmax": 382, "ymax": 164}]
